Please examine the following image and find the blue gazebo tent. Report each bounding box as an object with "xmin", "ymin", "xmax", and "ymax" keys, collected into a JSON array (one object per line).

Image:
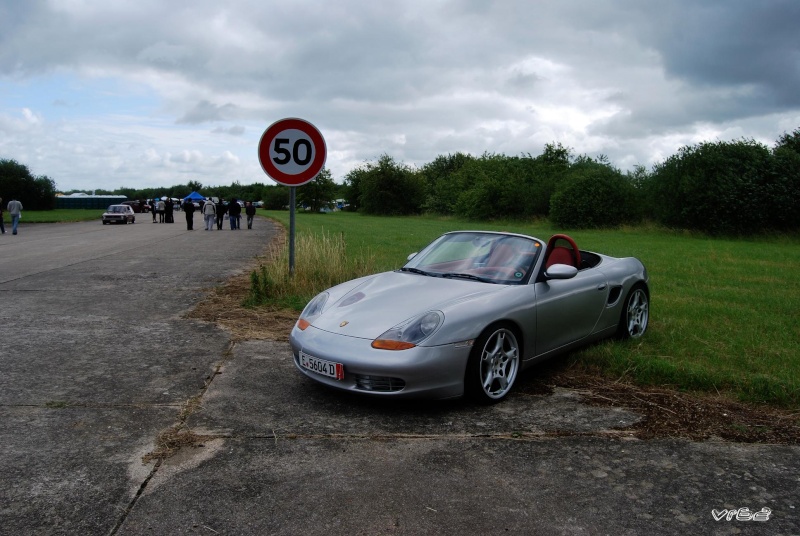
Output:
[{"xmin": 183, "ymin": 191, "xmax": 206, "ymax": 202}]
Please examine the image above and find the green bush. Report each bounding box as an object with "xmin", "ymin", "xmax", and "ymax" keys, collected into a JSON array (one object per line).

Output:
[
  {"xmin": 0, "ymin": 159, "xmax": 57, "ymax": 210},
  {"xmin": 358, "ymin": 155, "xmax": 426, "ymax": 216},
  {"xmin": 549, "ymin": 164, "xmax": 638, "ymax": 228},
  {"xmin": 646, "ymin": 139, "xmax": 773, "ymax": 235},
  {"xmin": 450, "ymin": 149, "xmax": 570, "ymax": 220},
  {"xmin": 768, "ymin": 130, "xmax": 800, "ymax": 231}
]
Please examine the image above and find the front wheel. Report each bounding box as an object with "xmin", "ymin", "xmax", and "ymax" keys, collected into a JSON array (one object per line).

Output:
[
  {"xmin": 618, "ymin": 284, "xmax": 649, "ymax": 339},
  {"xmin": 465, "ymin": 324, "xmax": 520, "ymax": 404}
]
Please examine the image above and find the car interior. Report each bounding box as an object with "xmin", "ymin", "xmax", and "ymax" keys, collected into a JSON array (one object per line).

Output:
[{"xmin": 543, "ymin": 234, "xmax": 601, "ymax": 271}]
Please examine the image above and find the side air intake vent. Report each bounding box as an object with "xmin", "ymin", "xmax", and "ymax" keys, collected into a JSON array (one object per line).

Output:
[{"xmin": 607, "ymin": 286, "xmax": 623, "ymax": 306}]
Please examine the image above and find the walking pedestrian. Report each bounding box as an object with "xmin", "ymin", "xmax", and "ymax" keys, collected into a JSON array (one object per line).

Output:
[
  {"xmin": 0, "ymin": 197, "xmax": 5, "ymax": 234},
  {"xmin": 215, "ymin": 199, "xmax": 226, "ymax": 230},
  {"xmin": 227, "ymin": 198, "xmax": 241, "ymax": 230},
  {"xmin": 157, "ymin": 199, "xmax": 166, "ymax": 223},
  {"xmin": 7, "ymin": 196, "xmax": 23, "ymax": 235},
  {"xmin": 183, "ymin": 198, "xmax": 195, "ymax": 230},
  {"xmin": 245, "ymin": 201, "xmax": 256, "ymax": 229},
  {"xmin": 151, "ymin": 200, "xmax": 157, "ymax": 222},
  {"xmin": 165, "ymin": 198, "xmax": 174, "ymax": 223},
  {"xmin": 202, "ymin": 199, "xmax": 216, "ymax": 230}
]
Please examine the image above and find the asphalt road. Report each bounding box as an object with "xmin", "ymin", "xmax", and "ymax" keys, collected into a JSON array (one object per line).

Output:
[{"xmin": 0, "ymin": 218, "xmax": 798, "ymax": 535}]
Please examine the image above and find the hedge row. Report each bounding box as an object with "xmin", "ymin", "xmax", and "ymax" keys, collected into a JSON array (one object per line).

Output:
[{"xmin": 344, "ymin": 129, "xmax": 800, "ymax": 235}]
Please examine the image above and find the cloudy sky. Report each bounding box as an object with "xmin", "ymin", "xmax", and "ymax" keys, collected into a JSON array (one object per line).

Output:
[{"xmin": 1, "ymin": 0, "xmax": 799, "ymax": 192}]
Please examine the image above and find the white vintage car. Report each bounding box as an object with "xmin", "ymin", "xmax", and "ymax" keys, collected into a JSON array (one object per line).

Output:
[{"xmin": 102, "ymin": 205, "xmax": 136, "ymax": 225}]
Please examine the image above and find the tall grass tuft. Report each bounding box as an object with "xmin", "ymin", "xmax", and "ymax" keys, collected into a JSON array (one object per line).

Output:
[{"xmin": 246, "ymin": 229, "xmax": 378, "ymax": 310}]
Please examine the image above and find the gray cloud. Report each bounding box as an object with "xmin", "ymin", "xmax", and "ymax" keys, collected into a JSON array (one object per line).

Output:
[
  {"xmin": 0, "ymin": 0, "xmax": 797, "ymax": 190},
  {"xmin": 176, "ymin": 101, "xmax": 238, "ymax": 124}
]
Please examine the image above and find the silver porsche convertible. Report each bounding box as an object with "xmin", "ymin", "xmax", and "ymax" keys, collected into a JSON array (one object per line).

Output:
[{"xmin": 289, "ymin": 231, "xmax": 649, "ymax": 403}]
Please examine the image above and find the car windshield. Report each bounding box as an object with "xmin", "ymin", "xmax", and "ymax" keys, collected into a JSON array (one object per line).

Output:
[
  {"xmin": 108, "ymin": 206, "xmax": 127, "ymax": 213},
  {"xmin": 402, "ymin": 232, "xmax": 542, "ymax": 285}
]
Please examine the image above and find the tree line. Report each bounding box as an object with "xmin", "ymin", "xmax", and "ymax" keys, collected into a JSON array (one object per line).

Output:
[
  {"xmin": 339, "ymin": 127, "xmax": 800, "ymax": 235},
  {"xmin": 3, "ymin": 127, "xmax": 799, "ymax": 234}
]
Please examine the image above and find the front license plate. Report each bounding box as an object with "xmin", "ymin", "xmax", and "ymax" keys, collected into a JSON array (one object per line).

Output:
[{"xmin": 299, "ymin": 351, "xmax": 344, "ymax": 380}]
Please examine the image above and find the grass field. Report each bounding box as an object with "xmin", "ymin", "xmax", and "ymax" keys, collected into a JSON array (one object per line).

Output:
[
  {"xmin": 260, "ymin": 210, "xmax": 800, "ymax": 408},
  {"xmin": 2, "ymin": 209, "xmax": 105, "ymax": 223}
]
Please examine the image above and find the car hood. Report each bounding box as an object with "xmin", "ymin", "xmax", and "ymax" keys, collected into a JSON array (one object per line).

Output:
[{"xmin": 314, "ymin": 271, "xmax": 505, "ymax": 339}]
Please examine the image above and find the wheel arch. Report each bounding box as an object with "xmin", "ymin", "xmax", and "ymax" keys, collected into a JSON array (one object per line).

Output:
[
  {"xmin": 472, "ymin": 319, "xmax": 525, "ymax": 361},
  {"xmin": 617, "ymin": 281, "xmax": 650, "ymax": 339},
  {"xmin": 464, "ymin": 319, "xmax": 525, "ymax": 403}
]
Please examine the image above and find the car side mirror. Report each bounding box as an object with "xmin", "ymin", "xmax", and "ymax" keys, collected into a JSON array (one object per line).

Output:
[
  {"xmin": 407, "ymin": 252, "xmax": 418, "ymax": 261},
  {"xmin": 544, "ymin": 263, "xmax": 578, "ymax": 280}
]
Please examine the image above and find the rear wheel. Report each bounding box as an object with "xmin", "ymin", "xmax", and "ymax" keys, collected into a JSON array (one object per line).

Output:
[
  {"xmin": 465, "ymin": 323, "xmax": 520, "ymax": 403},
  {"xmin": 618, "ymin": 284, "xmax": 649, "ymax": 339}
]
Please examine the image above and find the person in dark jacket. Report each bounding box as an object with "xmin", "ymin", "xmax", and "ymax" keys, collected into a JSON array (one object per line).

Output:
[
  {"xmin": 216, "ymin": 199, "xmax": 226, "ymax": 230},
  {"xmin": 165, "ymin": 198, "xmax": 174, "ymax": 223},
  {"xmin": 227, "ymin": 198, "xmax": 241, "ymax": 230},
  {"xmin": 183, "ymin": 199, "xmax": 195, "ymax": 230},
  {"xmin": 245, "ymin": 201, "xmax": 256, "ymax": 229}
]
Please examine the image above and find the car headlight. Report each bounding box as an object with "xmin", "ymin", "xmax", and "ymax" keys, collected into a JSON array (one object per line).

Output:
[
  {"xmin": 296, "ymin": 292, "xmax": 329, "ymax": 330},
  {"xmin": 372, "ymin": 311, "xmax": 444, "ymax": 350}
]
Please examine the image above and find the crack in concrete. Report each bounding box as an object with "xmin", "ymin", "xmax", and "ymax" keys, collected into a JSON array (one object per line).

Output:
[{"xmin": 109, "ymin": 341, "xmax": 236, "ymax": 534}]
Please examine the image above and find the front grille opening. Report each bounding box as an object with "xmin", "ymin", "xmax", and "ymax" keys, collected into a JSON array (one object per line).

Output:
[{"xmin": 354, "ymin": 375, "xmax": 406, "ymax": 392}]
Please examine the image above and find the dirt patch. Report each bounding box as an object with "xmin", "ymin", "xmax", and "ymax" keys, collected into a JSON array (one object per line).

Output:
[
  {"xmin": 188, "ymin": 275, "xmax": 298, "ymax": 342},
  {"xmin": 186, "ymin": 223, "xmax": 297, "ymax": 342},
  {"xmin": 518, "ymin": 365, "xmax": 799, "ymax": 444},
  {"xmin": 188, "ymin": 222, "xmax": 799, "ymax": 445}
]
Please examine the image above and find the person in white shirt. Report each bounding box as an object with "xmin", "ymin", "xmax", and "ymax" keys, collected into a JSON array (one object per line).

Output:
[
  {"xmin": 7, "ymin": 197, "xmax": 23, "ymax": 235},
  {"xmin": 202, "ymin": 199, "xmax": 217, "ymax": 231}
]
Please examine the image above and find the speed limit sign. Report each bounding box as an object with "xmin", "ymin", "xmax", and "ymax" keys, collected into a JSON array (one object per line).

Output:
[{"xmin": 257, "ymin": 118, "xmax": 327, "ymax": 186}]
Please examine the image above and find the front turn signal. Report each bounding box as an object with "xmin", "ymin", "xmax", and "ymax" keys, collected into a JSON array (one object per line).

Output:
[{"xmin": 371, "ymin": 339, "xmax": 416, "ymax": 351}]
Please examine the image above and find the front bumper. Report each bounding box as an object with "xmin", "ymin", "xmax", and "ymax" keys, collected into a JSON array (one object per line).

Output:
[{"xmin": 289, "ymin": 324, "xmax": 472, "ymax": 399}]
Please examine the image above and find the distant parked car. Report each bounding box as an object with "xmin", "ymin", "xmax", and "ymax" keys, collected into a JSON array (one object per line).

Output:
[
  {"xmin": 102, "ymin": 205, "xmax": 136, "ymax": 225},
  {"xmin": 121, "ymin": 200, "xmax": 150, "ymax": 213}
]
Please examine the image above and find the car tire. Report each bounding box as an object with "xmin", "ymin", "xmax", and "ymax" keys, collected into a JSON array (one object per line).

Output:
[
  {"xmin": 465, "ymin": 323, "xmax": 521, "ymax": 404},
  {"xmin": 617, "ymin": 284, "xmax": 649, "ymax": 339},
  {"xmin": 102, "ymin": 221, "xmax": 107, "ymax": 225}
]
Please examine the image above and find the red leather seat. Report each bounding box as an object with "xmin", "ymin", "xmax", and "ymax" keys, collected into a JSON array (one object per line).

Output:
[{"xmin": 545, "ymin": 234, "xmax": 581, "ymax": 269}]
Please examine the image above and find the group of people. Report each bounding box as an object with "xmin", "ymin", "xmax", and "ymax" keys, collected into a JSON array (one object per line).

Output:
[
  {"xmin": 150, "ymin": 198, "xmax": 176, "ymax": 223},
  {"xmin": 0, "ymin": 196, "xmax": 23, "ymax": 235},
  {"xmin": 171, "ymin": 198, "xmax": 256, "ymax": 231}
]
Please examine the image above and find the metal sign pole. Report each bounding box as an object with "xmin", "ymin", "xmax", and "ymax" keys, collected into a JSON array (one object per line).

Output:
[{"xmin": 289, "ymin": 186, "xmax": 296, "ymax": 276}]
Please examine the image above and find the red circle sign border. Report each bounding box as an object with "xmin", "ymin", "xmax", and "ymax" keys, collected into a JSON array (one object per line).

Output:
[{"xmin": 258, "ymin": 118, "xmax": 327, "ymax": 186}]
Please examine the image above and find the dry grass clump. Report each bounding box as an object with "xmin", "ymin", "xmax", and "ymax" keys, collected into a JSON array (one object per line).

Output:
[
  {"xmin": 142, "ymin": 425, "xmax": 213, "ymax": 463},
  {"xmin": 247, "ymin": 229, "xmax": 378, "ymax": 309}
]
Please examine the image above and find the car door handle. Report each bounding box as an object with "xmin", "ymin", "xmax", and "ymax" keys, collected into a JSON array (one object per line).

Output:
[{"xmin": 597, "ymin": 284, "xmax": 607, "ymax": 291}]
